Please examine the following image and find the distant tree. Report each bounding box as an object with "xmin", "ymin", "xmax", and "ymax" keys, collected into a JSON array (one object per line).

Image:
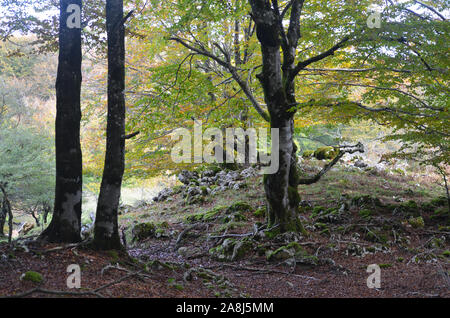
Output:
[{"xmin": 0, "ymin": 127, "xmax": 55, "ymax": 229}]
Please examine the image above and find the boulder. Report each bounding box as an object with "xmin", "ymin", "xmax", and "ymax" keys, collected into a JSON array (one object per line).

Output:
[{"xmin": 178, "ymin": 170, "xmax": 199, "ymax": 185}]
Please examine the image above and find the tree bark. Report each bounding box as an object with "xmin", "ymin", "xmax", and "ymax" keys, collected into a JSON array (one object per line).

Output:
[
  {"xmin": 40, "ymin": 0, "xmax": 83, "ymax": 243},
  {"xmin": 0, "ymin": 199, "xmax": 6, "ymax": 236},
  {"xmin": 249, "ymin": 0, "xmax": 304, "ymax": 234},
  {"xmin": 93, "ymin": 0, "xmax": 126, "ymax": 250}
]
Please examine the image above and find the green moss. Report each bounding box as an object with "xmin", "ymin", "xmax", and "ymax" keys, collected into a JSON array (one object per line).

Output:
[
  {"xmin": 221, "ymin": 212, "xmax": 246, "ymax": 223},
  {"xmin": 359, "ymin": 209, "xmax": 373, "ymax": 219},
  {"xmin": 404, "ymin": 200, "xmax": 418, "ymax": 210},
  {"xmin": 185, "ymin": 206, "xmax": 226, "ymax": 223},
  {"xmin": 314, "ymin": 222, "xmax": 328, "ymax": 229},
  {"xmin": 408, "ymin": 216, "xmax": 425, "ymax": 228},
  {"xmin": 253, "ymin": 207, "xmax": 266, "ymax": 218},
  {"xmin": 217, "ymin": 221, "xmax": 247, "ymax": 232},
  {"xmin": 267, "ymin": 242, "xmax": 303, "ymax": 261},
  {"xmin": 397, "ymin": 257, "xmax": 404, "ymax": 262},
  {"xmin": 442, "ymin": 250, "xmax": 450, "ymax": 257},
  {"xmin": 302, "ymin": 150, "xmax": 314, "ymax": 158},
  {"xmin": 132, "ymin": 222, "xmax": 156, "ymax": 241},
  {"xmin": 227, "ymin": 201, "xmax": 253, "ymax": 213},
  {"xmin": 265, "ymin": 228, "xmax": 281, "ymax": 239},
  {"xmin": 311, "ymin": 206, "xmax": 325, "ymax": 218},
  {"xmin": 22, "ymin": 271, "xmax": 43, "ymax": 283},
  {"xmin": 288, "ymin": 186, "xmax": 301, "ymax": 207},
  {"xmin": 200, "ymin": 186, "xmax": 208, "ymax": 195},
  {"xmin": 314, "ymin": 146, "xmax": 338, "ymax": 160},
  {"xmin": 379, "ymin": 263, "xmax": 392, "ymax": 268},
  {"xmin": 365, "ymin": 229, "xmax": 388, "ymax": 244},
  {"xmin": 430, "ymin": 196, "xmax": 447, "ymax": 207}
]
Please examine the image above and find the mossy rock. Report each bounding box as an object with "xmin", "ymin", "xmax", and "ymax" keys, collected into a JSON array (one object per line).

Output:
[
  {"xmin": 221, "ymin": 212, "xmax": 247, "ymax": 224},
  {"xmin": 365, "ymin": 229, "xmax": 388, "ymax": 244},
  {"xmin": 22, "ymin": 271, "xmax": 43, "ymax": 284},
  {"xmin": 185, "ymin": 195, "xmax": 206, "ymax": 205},
  {"xmin": 430, "ymin": 196, "xmax": 447, "ymax": 207},
  {"xmin": 351, "ymin": 195, "xmax": 382, "ymax": 208},
  {"xmin": 310, "ymin": 206, "xmax": 325, "ymax": 218},
  {"xmin": 430, "ymin": 206, "xmax": 450, "ymax": 224},
  {"xmin": 408, "ymin": 216, "xmax": 425, "ymax": 228},
  {"xmin": 313, "ymin": 146, "xmax": 339, "ymax": 160},
  {"xmin": 253, "ymin": 207, "xmax": 266, "ymax": 218},
  {"xmin": 210, "ymin": 238, "xmax": 252, "ymax": 262},
  {"xmin": 359, "ymin": 209, "xmax": 373, "ymax": 219},
  {"xmin": 185, "ymin": 206, "xmax": 226, "ymax": 224},
  {"xmin": 132, "ymin": 222, "xmax": 156, "ymax": 241},
  {"xmin": 226, "ymin": 201, "xmax": 253, "ymax": 213},
  {"xmin": 217, "ymin": 221, "xmax": 247, "ymax": 232},
  {"xmin": 231, "ymin": 239, "xmax": 253, "ymax": 261},
  {"xmin": 302, "ymin": 150, "xmax": 314, "ymax": 158},
  {"xmin": 267, "ymin": 242, "xmax": 302, "ymax": 261}
]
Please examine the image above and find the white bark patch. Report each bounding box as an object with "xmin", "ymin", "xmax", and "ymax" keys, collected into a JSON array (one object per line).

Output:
[{"xmin": 61, "ymin": 191, "xmax": 81, "ymax": 228}]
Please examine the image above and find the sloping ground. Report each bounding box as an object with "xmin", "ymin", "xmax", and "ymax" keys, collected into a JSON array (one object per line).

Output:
[{"xmin": 0, "ymin": 163, "xmax": 449, "ymax": 298}]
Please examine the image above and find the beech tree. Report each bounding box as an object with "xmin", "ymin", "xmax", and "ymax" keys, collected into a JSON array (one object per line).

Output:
[
  {"xmin": 40, "ymin": 0, "xmax": 83, "ymax": 243},
  {"xmin": 134, "ymin": 0, "xmax": 447, "ymax": 234},
  {"xmin": 93, "ymin": 0, "xmax": 132, "ymax": 250}
]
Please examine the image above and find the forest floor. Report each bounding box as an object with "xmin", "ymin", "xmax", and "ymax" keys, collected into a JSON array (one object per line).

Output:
[{"xmin": 1, "ymin": 161, "xmax": 449, "ymax": 298}]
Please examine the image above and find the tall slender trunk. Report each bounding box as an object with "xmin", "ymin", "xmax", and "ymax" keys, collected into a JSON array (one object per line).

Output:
[
  {"xmin": 93, "ymin": 0, "xmax": 126, "ymax": 250},
  {"xmin": 40, "ymin": 0, "xmax": 83, "ymax": 243}
]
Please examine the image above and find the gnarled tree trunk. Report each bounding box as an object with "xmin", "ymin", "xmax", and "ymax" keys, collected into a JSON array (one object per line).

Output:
[
  {"xmin": 40, "ymin": 0, "xmax": 83, "ymax": 243},
  {"xmin": 250, "ymin": 0, "xmax": 305, "ymax": 234}
]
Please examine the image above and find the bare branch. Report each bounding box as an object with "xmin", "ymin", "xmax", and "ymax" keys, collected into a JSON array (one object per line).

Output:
[
  {"xmin": 299, "ymin": 143, "xmax": 364, "ymax": 185},
  {"xmin": 292, "ymin": 36, "xmax": 350, "ymax": 79}
]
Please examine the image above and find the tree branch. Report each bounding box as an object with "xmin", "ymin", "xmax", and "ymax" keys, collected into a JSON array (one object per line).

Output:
[
  {"xmin": 292, "ymin": 36, "xmax": 350, "ymax": 79},
  {"xmin": 299, "ymin": 143, "xmax": 364, "ymax": 185},
  {"xmin": 169, "ymin": 36, "xmax": 270, "ymax": 122}
]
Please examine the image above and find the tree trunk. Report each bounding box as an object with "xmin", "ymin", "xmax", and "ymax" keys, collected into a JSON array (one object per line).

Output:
[
  {"xmin": 40, "ymin": 0, "xmax": 83, "ymax": 243},
  {"xmin": 250, "ymin": 0, "xmax": 305, "ymax": 234},
  {"xmin": 0, "ymin": 199, "xmax": 5, "ymax": 236},
  {"xmin": 93, "ymin": 0, "xmax": 126, "ymax": 250}
]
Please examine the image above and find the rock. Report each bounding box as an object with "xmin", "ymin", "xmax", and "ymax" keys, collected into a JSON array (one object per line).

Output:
[
  {"xmin": 178, "ymin": 246, "xmax": 203, "ymax": 258},
  {"xmin": 132, "ymin": 222, "xmax": 156, "ymax": 241},
  {"xmin": 178, "ymin": 170, "xmax": 199, "ymax": 185},
  {"xmin": 354, "ymin": 160, "xmax": 368, "ymax": 168},
  {"xmin": 186, "ymin": 186, "xmax": 201, "ymax": 197},
  {"xmin": 201, "ymin": 169, "xmax": 216, "ymax": 178},
  {"xmin": 231, "ymin": 239, "xmax": 253, "ymax": 261},
  {"xmin": 267, "ymin": 242, "xmax": 302, "ymax": 261},
  {"xmin": 153, "ymin": 187, "xmax": 174, "ymax": 202},
  {"xmin": 408, "ymin": 216, "xmax": 425, "ymax": 228},
  {"xmin": 240, "ymin": 167, "xmax": 257, "ymax": 178},
  {"xmin": 299, "ymin": 200, "xmax": 312, "ymax": 208},
  {"xmin": 209, "ymin": 238, "xmax": 253, "ymax": 262},
  {"xmin": 314, "ymin": 146, "xmax": 339, "ymax": 160},
  {"xmin": 226, "ymin": 201, "xmax": 252, "ymax": 213}
]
